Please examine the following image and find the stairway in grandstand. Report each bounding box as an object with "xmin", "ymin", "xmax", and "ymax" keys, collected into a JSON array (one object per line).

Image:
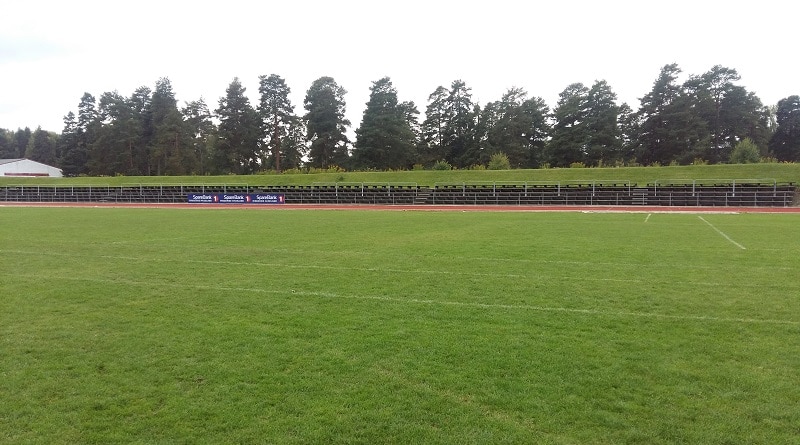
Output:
[
  {"xmin": 414, "ymin": 187, "xmax": 432, "ymax": 205},
  {"xmin": 632, "ymin": 188, "xmax": 649, "ymax": 205}
]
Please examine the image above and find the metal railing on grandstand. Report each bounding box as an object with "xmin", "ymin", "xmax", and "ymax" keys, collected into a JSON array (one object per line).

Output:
[
  {"xmin": 431, "ymin": 181, "xmax": 635, "ymax": 206},
  {"xmin": 647, "ymin": 179, "xmax": 794, "ymax": 207},
  {"xmin": 306, "ymin": 182, "xmax": 420, "ymax": 204},
  {"xmin": 0, "ymin": 179, "xmax": 796, "ymax": 207}
]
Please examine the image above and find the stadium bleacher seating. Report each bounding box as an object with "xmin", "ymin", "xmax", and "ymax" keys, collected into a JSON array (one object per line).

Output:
[{"xmin": 1, "ymin": 181, "xmax": 796, "ymax": 207}]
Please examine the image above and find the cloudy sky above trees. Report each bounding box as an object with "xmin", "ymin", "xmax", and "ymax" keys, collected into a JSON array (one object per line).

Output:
[{"xmin": 1, "ymin": 0, "xmax": 795, "ymax": 133}]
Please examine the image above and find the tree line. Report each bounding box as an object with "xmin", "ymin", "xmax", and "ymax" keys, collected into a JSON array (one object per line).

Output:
[{"xmin": 1, "ymin": 63, "xmax": 799, "ymax": 176}]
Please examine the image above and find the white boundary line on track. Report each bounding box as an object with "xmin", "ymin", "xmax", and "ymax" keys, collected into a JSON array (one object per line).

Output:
[
  {"xmin": 6, "ymin": 201, "xmax": 800, "ymax": 214},
  {"xmin": 13, "ymin": 274, "xmax": 798, "ymax": 326},
  {"xmin": 697, "ymin": 216, "xmax": 747, "ymax": 250}
]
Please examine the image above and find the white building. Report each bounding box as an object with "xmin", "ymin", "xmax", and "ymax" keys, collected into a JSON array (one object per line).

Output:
[{"xmin": 0, "ymin": 159, "xmax": 63, "ymax": 178}]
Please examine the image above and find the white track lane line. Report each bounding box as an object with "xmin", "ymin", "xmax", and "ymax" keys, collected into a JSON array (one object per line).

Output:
[{"xmin": 698, "ymin": 216, "xmax": 746, "ymax": 250}]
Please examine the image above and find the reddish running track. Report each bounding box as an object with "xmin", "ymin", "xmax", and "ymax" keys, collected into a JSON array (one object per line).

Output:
[{"xmin": 3, "ymin": 201, "xmax": 800, "ymax": 213}]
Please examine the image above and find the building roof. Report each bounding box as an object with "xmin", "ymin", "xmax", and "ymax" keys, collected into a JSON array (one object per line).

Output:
[{"xmin": 0, "ymin": 158, "xmax": 63, "ymax": 177}]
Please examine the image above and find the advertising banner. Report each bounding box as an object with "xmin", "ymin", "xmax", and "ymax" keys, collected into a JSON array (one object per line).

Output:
[
  {"xmin": 187, "ymin": 194, "xmax": 217, "ymax": 203},
  {"xmin": 187, "ymin": 193, "xmax": 285, "ymax": 204},
  {"xmin": 250, "ymin": 194, "xmax": 285, "ymax": 204},
  {"xmin": 218, "ymin": 193, "xmax": 249, "ymax": 204}
]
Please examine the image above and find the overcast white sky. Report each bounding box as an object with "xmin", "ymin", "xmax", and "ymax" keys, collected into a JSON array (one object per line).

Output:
[{"xmin": 1, "ymin": 0, "xmax": 796, "ymax": 134}]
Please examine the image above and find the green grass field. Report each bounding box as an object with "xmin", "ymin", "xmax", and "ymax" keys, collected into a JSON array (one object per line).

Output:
[
  {"xmin": 1, "ymin": 162, "xmax": 799, "ymax": 187},
  {"xmin": 2, "ymin": 207, "xmax": 799, "ymax": 444}
]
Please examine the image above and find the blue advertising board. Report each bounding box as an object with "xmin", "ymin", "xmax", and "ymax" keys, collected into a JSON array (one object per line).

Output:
[
  {"xmin": 187, "ymin": 193, "xmax": 285, "ymax": 204},
  {"xmin": 250, "ymin": 194, "xmax": 285, "ymax": 204},
  {"xmin": 218, "ymin": 193, "xmax": 249, "ymax": 204},
  {"xmin": 187, "ymin": 194, "xmax": 217, "ymax": 203}
]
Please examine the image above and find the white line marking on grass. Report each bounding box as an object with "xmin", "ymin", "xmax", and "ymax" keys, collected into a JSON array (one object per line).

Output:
[
  {"xmin": 0, "ymin": 249, "xmax": 652, "ymax": 284},
  {"xmin": 698, "ymin": 216, "xmax": 746, "ymax": 250},
  {"xmin": 14, "ymin": 274, "xmax": 799, "ymax": 326},
  {"xmin": 8, "ymin": 249, "xmax": 798, "ymax": 286},
  {"xmin": 7, "ymin": 246, "xmax": 794, "ymax": 272},
  {"xmin": 644, "ymin": 213, "xmax": 652, "ymax": 223}
]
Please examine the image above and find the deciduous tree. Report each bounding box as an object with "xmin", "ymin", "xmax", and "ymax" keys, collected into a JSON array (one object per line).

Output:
[{"xmin": 769, "ymin": 95, "xmax": 800, "ymax": 161}]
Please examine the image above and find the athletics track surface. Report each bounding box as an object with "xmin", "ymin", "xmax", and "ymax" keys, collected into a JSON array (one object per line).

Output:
[{"xmin": 4, "ymin": 202, "xmax": 800, "ymax": 214}]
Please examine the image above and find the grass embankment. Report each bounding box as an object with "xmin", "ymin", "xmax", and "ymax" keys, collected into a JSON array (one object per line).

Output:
[
  {"xmin": 1, "ymin": 163, "xmax": 799, "ymax": 187},
  {"xmin": 2, "ymin": 208, "xmax": 799, "ymax": 443}
]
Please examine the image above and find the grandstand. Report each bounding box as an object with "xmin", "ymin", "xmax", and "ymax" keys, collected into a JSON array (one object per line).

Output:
[{"xmin": 1, "ymin": 179, "xmax": 796, "ymax": 207}]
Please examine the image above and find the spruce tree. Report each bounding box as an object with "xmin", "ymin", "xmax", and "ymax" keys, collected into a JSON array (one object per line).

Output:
[
  {"xmin": 258, "ymin": 74, "xmax": 303, "ymax": 172},
  {"xmin": 303, "ymin": 77, "xmax": 350, "ymax": 169},
  {"xmin": 353, "ymin": 77, "xmax": 416, "ymax": 170},
  {"xmin": 216, "ymin": 78, "xmax": 262, "ymax": 174}
]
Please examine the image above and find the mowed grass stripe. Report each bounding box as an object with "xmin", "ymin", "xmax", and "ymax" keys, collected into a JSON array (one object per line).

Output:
[
  {"xmin": 10, "ymin": 272, "xmax": 800, "ymax": 326},
  {"xmin": 4, "ymin": 246, "xmax": 797, "ymax": 272},
  {"xmin": 5, "ymin": 248, "xmax": 799, "ymax": 290}
]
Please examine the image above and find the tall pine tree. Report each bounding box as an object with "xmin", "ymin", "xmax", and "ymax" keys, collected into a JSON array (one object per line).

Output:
[
  {"xmin": 353, "ymin": 77, "xmax": 416, "ymax": 170},
  {"xmin": 480, "ymin": 87, "xmax": 550, "ymax": 168},
  {"xmin": 149, "ymin": 78, "xmax": 194, "ymax": 175},
  {"xmin": 216, "ymin": 78, "xmax": 262, "ymax": 174},
  {"xmin": 76, "ymin": 93, "xmax": 101, "ymax": 174},
  {"xmin": 637, "ymin": 64, "xmax": 708, "ymax": 165},
  {"xmin": 258, "ymin": 74, "xmax": 304, "ymax": 172},
  {"xmin": 421, "ymin": 86, "xmax": 449, "ymax": 165},
  {"xmin": 303, "ymin": 77, "xmax": 350, "ymax": 169},
  {"xmin": 26, "ymin": 127, "xmax": 58, "ymax": 165},
  {"xmin": 182, "ymin": 98, "xmax": 217, "ymax": 175},
  {"xmin": 443, "ymin": 80, "xmax": 478, "ymax": 168},
  {"xmin": 547, "ymin": 83, "xmax": 589, "ymax": 167},
  {"xmin": 91, "ymin": 91, "xmax": 141, "ymax": 175},
  {"xmin": 0, "ymin": 129, "xmax": 15, "ymax": 158},
  {"xmin": 584, "ymin": 80, "xmax": 622, "ymax": 166},
  {"xmin": 59, "ymin": 112, "xmax": 86, "ymax": 175}
]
